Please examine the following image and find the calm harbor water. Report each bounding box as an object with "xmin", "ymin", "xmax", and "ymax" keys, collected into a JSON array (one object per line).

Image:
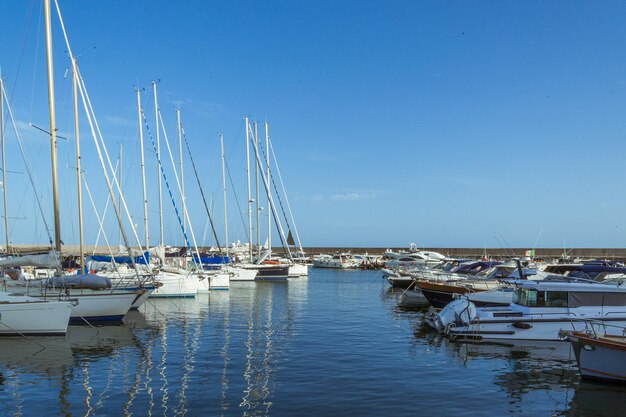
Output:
[{"xmin": 1, "ymin": 268, "xmax": 626, "ymax": 416}]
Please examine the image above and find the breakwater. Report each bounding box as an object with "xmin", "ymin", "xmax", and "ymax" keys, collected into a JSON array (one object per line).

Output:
[{"xmin": 299, "ymin": 247, "xmax": 626, "ymax": 260}]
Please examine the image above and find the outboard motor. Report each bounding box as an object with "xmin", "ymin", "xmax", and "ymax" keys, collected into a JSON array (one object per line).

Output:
[{"xmin": 432, "ymin": 298, "xmax": 477, "ymax": 333}]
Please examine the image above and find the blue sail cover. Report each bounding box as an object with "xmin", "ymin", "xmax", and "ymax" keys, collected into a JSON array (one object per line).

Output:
[
  {"xmin": 90, "ymin": 251, "xmax": 150, "ymax": 265},
  {"xmin": 192, "ymin": 255, "xmax": 229, "ymax": 265}
]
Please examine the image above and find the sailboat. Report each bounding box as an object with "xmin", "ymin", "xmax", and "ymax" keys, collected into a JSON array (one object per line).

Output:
[{"xmin": 0, "ymin": 0, "xmax": 146, "ymax": 322}]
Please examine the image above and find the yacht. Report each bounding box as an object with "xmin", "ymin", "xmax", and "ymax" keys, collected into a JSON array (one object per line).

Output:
[
  {"xmin": 427, "ymin": 280, "xmax": 626, "ymax": 341},
  {"xmin": 312, "ymin": 253, "xmax": 358, "ymax": 269},
  {"xmin": 417, "ymin": 265, "xmax": 547, "ymax": 309},
  {"xmin": 562, "ymin": 321, "xmax": 626, "ymax": 383}
]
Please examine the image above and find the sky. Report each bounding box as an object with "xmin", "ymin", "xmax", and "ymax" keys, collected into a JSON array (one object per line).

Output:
[{"xmin": 2, "ymin": 1, "xmax": 626, "ymax": 249}]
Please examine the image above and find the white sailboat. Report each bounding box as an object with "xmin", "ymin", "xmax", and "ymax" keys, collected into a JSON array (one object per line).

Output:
[
  {"xmin": 0, "ymin": 0, "xmax": 146, "ymax": 323},
  {"xmin": 0, "ymin": 291, "xmax": 71, "ymax": 335}
]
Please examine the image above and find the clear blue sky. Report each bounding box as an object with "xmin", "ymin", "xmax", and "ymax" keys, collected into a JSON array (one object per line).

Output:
[{"xmin": 2, "ymin": 1, "xmax": 626, "ymax": 249}]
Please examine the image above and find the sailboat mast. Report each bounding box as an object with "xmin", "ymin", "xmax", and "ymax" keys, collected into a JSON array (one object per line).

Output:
[
  {"xmin": 152, "ymin": 81, "xmax": 164, "ymax": 246},
  {"xmin": 245, "ymin": 116, "xmax": 252, "ymax": 261},
  {"xmin": 136, "ymin": 89, "xmax": 149, "ymax": 248},
  {"xmin": 72, "ymin": 58, "xmax": 84, "ymax": 274},
  {"xmin": 254, "ymin": 121, "xmax": 260, "ymax": 257},
  {"xmin": 0, "ymin": 76, "xmax": 8, "ymax": 253},
  {"xmin": 220, "ymin": 133, "xmax": 229, "ymax": 262},
  {"xmin": 177, "ymin": 109, "xmax": 185, "ymax": 235},
  {"xmin": 44, "ymin": 0, "xmax": 61, "ymax": 253},
  {"xmin": 265, "ymin": 122, "xmax": 271, "ymax": 258},
  {"xmin": 118, "ymin": 143, "xmax": 122, "ymax": 247}
]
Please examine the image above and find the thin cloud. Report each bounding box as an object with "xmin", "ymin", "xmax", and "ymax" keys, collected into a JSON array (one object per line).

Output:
[{"xmin": 330, "ymin": 192, "xmax": 376, "ymax": 201}]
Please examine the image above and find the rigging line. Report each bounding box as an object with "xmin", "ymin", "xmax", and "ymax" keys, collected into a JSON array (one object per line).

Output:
[
  {"xmin": 157, "ymin": 110, "xmax": 204, "ymax": 267},
  {"xmin": 1, "ymin": 86, "xmax": 53, "ymax": 245},
  {"xmin": 28, "ymin": 0, "xmax": 42, "ymax": 122},
  {"xmin": 224, "ymin": 159, "xmax": 250, "ymax": 243},
  {"xmin": 73, "ymin": 67, "xmax": 145, "ymax": 276},
  {"xmin": 7, "ymin": 0, "xmax": 37, "ymax": 105},
  {"xmin": 83, "ymin": 175, "xmax": 123, "ymax": 279},
  {"xmin": 180, "ymin": 124, "xmax": 222, "ymax": 253},
  {"xmin": 92, "ymin": 160, "xmax": 119, "ymax": 253},
  {"xmin": 140, "ymin": 108, "xmax": 191, "ymax": 251},
  {"xmin": 259, "ymin": 140, "xmax": 292, "ymax": 236},
  {"xmin": 268, "ymin": 137, "xmax": 303, "ymax": 251},
  {"xmin": 54, "ymin": 1, "xmax": 148, "ymax": 276},
  {"xmin": 247, "ymin": 124, "xmax": 291, "ymax": 258}
]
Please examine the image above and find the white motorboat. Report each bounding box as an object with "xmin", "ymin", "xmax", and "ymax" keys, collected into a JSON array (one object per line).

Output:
[
  {"xmin": 0, "ymin": 292, "xmax": 72, "ymax": 335},
  {"xmin": 427, "ymin": 280, "xmax": 626, "ymax": 341},
  {"xmin": 382, "ymin": 246, "xmax": 446, "ymax": 269},
  {"xmin": 312, "ymin": 254, "xmax": 358, "ymax": 269}
]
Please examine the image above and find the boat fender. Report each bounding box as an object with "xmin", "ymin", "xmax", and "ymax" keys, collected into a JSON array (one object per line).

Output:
[{"xmin": 512, "ymin": 322, "xmax": 532, "ymax": 330}]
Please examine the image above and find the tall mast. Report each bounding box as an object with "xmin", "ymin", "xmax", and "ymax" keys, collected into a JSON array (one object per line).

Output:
[
  {"xmin": 254, "ymin": 121, "xmax": 260, "ymax": 257},
  {"xmin": 118, "ymin": 143, "xmax": 122, "ymax": 247},
  {"xmin": 265, "ymin": 121, "xmax": 271, "ymax": 258},
  {"xmin": 136, "ymin": 89, "xmax": 149, "ymax": 248},
  {"xmin": 244, "ymin": 116, "xmax": 252, "ymax": 261},
  {"xmin": 44, "ymin": 0, "xmax": 61, "ymax": 253},
  {"xmin": 152, "ymin": 81, "xmax": 164, "ymax": 246},
  {"xmin": 0, "ymin": 76, "xmax": 8, "ymax": 253},
  {"xmin": 220, "ymin": 133, "xmax": 229, "ymax": 263},
  {"xmin": 177, "ymin": 109, "xmax": 185, "ymax": 235},
  {"xmin": 72, "ymin": 58, "xmax": 84, "ymax": 274}
]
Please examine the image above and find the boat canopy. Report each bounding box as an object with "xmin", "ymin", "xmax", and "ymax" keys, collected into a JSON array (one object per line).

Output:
[
  {"xmin": 90, "ymin": 251, "xmax": 150, "ymax": 265},
  {"xmin": 0, "ymin": 251, "xmax": 59, "ymax": 268},
  {"xmin": 192, "ymin": 255, "xmax": 229, "ymax": 265}
]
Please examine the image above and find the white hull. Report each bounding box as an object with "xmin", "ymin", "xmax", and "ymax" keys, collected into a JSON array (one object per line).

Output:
[
  {"xmin": 448, "ymin": 316, "xmax": 626, "ymax": 341},
  {"xmin": 197, "ymin": 272, "xmax": 231, "ymax": 292},
  {"xmin": 229, "ymin": 267, "xmax": 258, "ymax": 281},
  {"xmin": 288, "ymin": 264, "xmax": 308, "ymax": 277},
  {"xmin": 2, "ymin": 282, "xmax": 138, "ymax": 322},
  {"xmin": 312, "ymin": 260, "xmax": 354, "ymax": 269},
  {"xmin": 0, "ymin": 293, "xmax": 71, "ymax": 335},
  {"xmin": 67, "ymin": 291, "xmax": 138, "ymax": 322},
  {"xmin": 151, "ymin": 271, "xmax": 199, "ymax": 297}
]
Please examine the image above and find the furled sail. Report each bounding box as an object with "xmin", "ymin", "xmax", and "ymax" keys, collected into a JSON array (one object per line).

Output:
[{"xmin": 0, "ymin": 251, "xmax": 59, "ymax": 268}]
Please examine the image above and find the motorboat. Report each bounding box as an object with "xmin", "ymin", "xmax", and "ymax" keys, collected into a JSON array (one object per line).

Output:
[
  {"xmin": 417, "ymin": 265, "xmax": 546, "ymax": 309},
  {"xmin": 562, "ymin": 321, "xmax": 626, "ymax": 383},
  {"xmin": 312, "ymin": 253, "xmax": 358, "ymax": 269},
  {"xmin": 427, "ymin": 280, "xmax": 626, "ymax": 341}
]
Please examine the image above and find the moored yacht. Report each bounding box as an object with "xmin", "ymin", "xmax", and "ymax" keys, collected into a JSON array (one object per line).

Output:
[
  {"xmin": 312, "ymin": 253, "xmax": 358, "ymax": 269},
  {"xmin": 563, "ymin": 321, "xmax": 626, "ymax": 383},
  {"xmin": 427, "ymin": 280, "xmax": 626, "ymax": 341}
]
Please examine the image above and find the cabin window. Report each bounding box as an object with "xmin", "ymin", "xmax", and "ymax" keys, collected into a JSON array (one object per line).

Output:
[
  {"xmin": 568, "ymin": 292, "xmax": 626, "ymax": 307},
  {"xmin": 603, "ymin": 293, "xmax": 626, "ymax": 306},
  {"xmin": 568, "ymin": 292, "xmax": 603, "ymax": 308},
  {"xmin": 543, "ymin": 291, "xmax": 568, "ymax": 307},
  {"xmin": 513, "ymin": 289, "xmax": 568, "ymax": 307}
]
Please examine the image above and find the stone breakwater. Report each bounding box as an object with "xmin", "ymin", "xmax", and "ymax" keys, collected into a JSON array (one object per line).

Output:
[{"xmin": 295, "ymin": 247, "xmax": 626, "ymax": 260}]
